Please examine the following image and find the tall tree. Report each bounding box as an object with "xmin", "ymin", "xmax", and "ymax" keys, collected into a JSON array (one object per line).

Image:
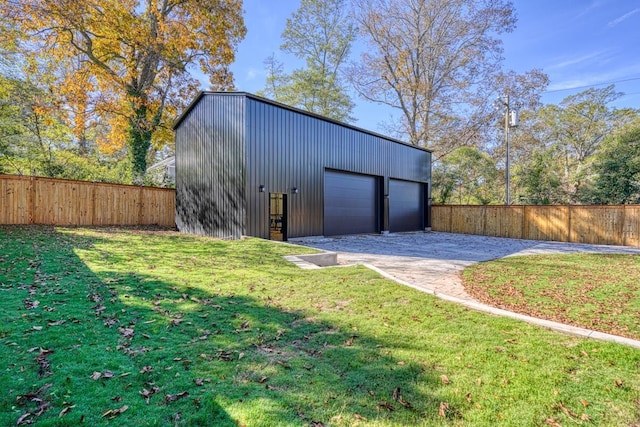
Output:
[
  {"xmin": 516, "ymin": 148, "xmax": 563, "ymax": 204},
  {"xmin": 260, "ymin": 0, "xmax": 356, "ymax": 122},
  {"xmin": 432, "ymin": 146, "xmax": 499, "ymax": 204},
  {"xmin": 6, "ymin": 0, "xmax": 246, "ymax": 182},
  {"xmin": 349, "ymin": 0, "xmax": 517, "ymax": 156},
  {"xmin": 592, "ymin": 120, "xmax": 640, "ymax": 204},
  {"xmin": 537, "ymin": 85, "xmax": 636, "ymax": 202}
]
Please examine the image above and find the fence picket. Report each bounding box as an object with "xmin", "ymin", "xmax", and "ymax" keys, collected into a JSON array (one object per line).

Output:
[
  {"xmin": 432, "ymin": 204, "xmax": 640, "ymax": 247},
  {"xmin": 0, "ymin": 175, "xmax": 175, "ymax": 227}
]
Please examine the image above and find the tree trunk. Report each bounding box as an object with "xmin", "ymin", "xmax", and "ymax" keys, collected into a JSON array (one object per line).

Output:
[{"xmin": 127, "ymin": 89, "xmax": 154, "ymax": 184}]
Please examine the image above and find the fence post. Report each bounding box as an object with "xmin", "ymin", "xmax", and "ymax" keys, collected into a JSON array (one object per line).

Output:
[
  {"xmin": 567, "ymin": 205, "xmax": 572, "ymax": 243},
  {"xmin": 28, "ymin": 176, "xmax": 35, "ymax": 224},
  {"xmin": 138, "ymin": 186, "xmax": 145, "ymax": 225}
]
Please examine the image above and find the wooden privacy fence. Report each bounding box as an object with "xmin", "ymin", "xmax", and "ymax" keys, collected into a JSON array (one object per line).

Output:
[
  {"xmin": 432, "ymin": 205, "xmax": 640, "ymax": 247},
  {"xmin": 0, "ymin": 175, "xmax": 175, "ymax": 227}
]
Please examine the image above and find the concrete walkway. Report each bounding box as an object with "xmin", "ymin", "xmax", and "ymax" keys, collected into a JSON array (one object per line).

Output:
[{"xmin": 289, "ymin": 232, "xmax": 640, "ymax": 349}]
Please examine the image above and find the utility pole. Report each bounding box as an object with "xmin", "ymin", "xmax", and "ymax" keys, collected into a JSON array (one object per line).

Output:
[{"xmin": 497, "ymin": 95, "xmax": 518, "ymax": 205}]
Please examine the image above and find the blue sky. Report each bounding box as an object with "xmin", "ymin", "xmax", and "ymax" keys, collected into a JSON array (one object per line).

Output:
[{"xmin": 228, "ymin": 0, "xmax": 640, "ymax": 132}]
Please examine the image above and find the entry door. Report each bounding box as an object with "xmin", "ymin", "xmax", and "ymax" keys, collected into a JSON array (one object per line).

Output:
[{"xmin": 269, "ymin": 193, "xmax": 287, "ymax": 241}]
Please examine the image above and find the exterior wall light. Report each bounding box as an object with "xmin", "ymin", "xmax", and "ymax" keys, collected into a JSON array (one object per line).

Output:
[
  {"xmin": 292, "ymin": 187, "xmax": 299, "ymax": 194},
  {"xmin": 259, "ymin": 185, "xmax": 265, "ymax": 193}
]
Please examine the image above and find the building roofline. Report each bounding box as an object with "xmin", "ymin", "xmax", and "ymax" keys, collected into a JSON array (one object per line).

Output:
[{"xmin": 172, "ymin": 91, "xmax": 433, "ymax": 153}]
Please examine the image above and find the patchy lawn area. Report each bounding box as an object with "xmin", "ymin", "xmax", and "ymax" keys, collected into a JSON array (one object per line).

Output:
[
  {"xmin": 1, "ymin": 226, "xmax": 640, "ymax": 426},
  {"xmin": 463, "ymin": 253, "xmax": 640, "ymax": 340}
]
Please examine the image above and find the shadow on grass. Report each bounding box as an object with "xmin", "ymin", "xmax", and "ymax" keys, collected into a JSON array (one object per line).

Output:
[{"xmin": 0, "ymin": 226, "xmax": 446, "ymax": 426}]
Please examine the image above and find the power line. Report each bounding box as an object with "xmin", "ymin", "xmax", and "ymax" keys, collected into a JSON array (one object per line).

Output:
[{"xmin": 543, "ymin": 77, "xmax": 640, "ymax": 94}]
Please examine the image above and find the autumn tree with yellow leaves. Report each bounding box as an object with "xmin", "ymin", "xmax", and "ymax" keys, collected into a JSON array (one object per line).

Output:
[{"xmin": 4, "ymin": 0, "xmax": 246, "ymax": 182}]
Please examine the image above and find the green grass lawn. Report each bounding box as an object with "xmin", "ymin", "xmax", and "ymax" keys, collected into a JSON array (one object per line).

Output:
[
  {"xmin": 463, "ymin": 253, "xmax": 640, "ymax": 340},
  {"xmin": 1, "ymin": 226, "xmax": 640, "ymax": 426}
]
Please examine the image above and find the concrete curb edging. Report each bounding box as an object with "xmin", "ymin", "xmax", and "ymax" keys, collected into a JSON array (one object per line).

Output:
[
  {"xmin": 283, "ymin": 251, "xmax": 338, "ymax": 269},
  {"xmin": 362, "ymin": 264, "xmax": 640, "ymax": 350}
]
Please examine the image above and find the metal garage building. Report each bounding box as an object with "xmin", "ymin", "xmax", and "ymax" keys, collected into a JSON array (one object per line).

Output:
[{"xmin": 173, "ymin": 92, "xmax": 431, "ymax": 240}]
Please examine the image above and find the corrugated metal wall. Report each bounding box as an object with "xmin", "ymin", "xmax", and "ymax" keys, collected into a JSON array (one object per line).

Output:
[
  {"xmin": 175, "ymin": 94, "xmax": 246, "ymax": 238},
  {"xmin": 175, "ymin": 92, "xmax": 430, "ymax": 239},
  {"xmin": 244, "ymin": 95, "xmax": 431, "ymax": 238}
]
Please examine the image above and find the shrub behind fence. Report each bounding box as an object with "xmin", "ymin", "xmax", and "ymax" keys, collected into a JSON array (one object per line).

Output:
[{"xmin": 0, "ymin": 175, "xmax": 175, "ymax": 227}]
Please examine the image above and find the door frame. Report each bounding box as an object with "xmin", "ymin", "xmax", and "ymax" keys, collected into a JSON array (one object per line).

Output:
[{"xmin": 269, "ymin": 192, "xmax": 288, "ymax": 241}]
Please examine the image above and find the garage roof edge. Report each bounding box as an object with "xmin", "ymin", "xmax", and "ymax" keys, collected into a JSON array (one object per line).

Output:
[{"xmin": 172, "ymin": 91, "xmax": 433, "ymax": 153}]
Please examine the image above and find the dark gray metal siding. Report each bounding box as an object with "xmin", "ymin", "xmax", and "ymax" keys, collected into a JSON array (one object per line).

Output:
[
  {"xmin": 175, "ymin": 92, "xmax": 431, "ymax": 239},
  {"xmin": 175, "ymin": 94, "xmax": 246, "ymax": 238},
  {"xmin": 389, "ymin": 179, "xmax": 424, "ymax": 232},
  {"xmin": 324, "ymin": 170, "xmax": 378, "ymax": 236},
  {"xmin": 244, "ymin": 95, "xmax": 431, "ymax": 238}
]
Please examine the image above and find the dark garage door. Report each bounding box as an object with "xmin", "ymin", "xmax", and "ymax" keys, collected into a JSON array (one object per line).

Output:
[
  {"xmin": 389, "ymin": 179, "xmax": 423, "ymax": 232},
  {"xmin": 324, "ymin": 170, "xmax": 378, "ymax": 236}
]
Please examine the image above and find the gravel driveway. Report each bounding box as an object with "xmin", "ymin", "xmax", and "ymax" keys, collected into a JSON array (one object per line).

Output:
[
  {"xmin": 290, "ymin": 231, "xmax": 640, "ymax": 301},
  {"xmin": 289, "ymin": 231, "xmax": 640, "ymax": 347}
]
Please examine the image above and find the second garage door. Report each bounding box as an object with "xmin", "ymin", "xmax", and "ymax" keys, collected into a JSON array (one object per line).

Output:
[
  {"xmin": 389, "ymin": 179, "xmax": 424, "ymax": 232},
  {"xmin": 324, "ymin": 170, "xmax": 378, "ymax": 236}
]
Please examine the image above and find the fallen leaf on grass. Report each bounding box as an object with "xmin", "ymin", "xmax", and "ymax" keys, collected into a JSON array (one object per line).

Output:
[
  {"xmin": 90, "ymin": 371, "xmax": 114, "ymax": 380},
  {"xmin": 235, "ymin": 321, "xmax": 251, "ymax": 333},
  {"xmin": 165, "ymin": 392, "xmax": 189, "ymax": 404},
  {"xmin": 558, "ymin": 401, "xmax": 578, "ymax": 418},
  {"xmin": 59, "ymin": 405, "xmax": 75, "ymax": 417},
  {"xmin": 438, "ymin": 402, "xmax": 449, "ymax": 417},
  {"xmin": 392, "ymin": 387, "xmax": 412, "ymax": 409},
  {"xmin": 140, "ymin": 386, "xmax": 160, "ymax": 403},
  {"xmin": 104, "ymin": 318, "xmax": 119, "ymax": 327},
  {"xmin": 377, "ymin": 401, "xmax": 395, "ymax": 412},
  {"xmin": 88, "ymin": 293, "xmax": 103, "ymax": 303},
  {"xmin": 36, "ymin": 349, "xmax": 54, "ymax": 377},
  {"xmin": 216, "ymin": 351, "xmax": 234, "ymax": 361},
  {"xmin": 344, "ymin": 335, "xmax": 358, "ymax": 346},
  {"xmin": 545, "ymin": 418, "xmax": 561, "ymax": 427},
  {"xmin": 581, "ymin": 413, "xmax": 591, "ymax": 421},
  {"xmin": 119, "ymin": 327, "xmax": 135, "ymax": 338},
  {"xmin": 24, "ymin": 299, "xmax": 40, "ymax": 309},
  {"xmin": 140, "ymin": 366, "xmax": 154, "ymax": 374},
  {"xmin": 310, "ymin": 422, "xmax": 324, "ymax": 427},
  {"xmin": 354, "ymin": 413, "xmax": 367, "ymax": 420},
  {"xmin": 102, "ymin": 405, "xmax": 128, "ymax": 419},
  {"xmin": 614, "ymin": 379, "xmax": 624, "ymax": 387},
  {"xmin": 392, "ymin": 387, "xmax": 400, "ymax": 401},
  {"xmin": 16, "ymin": 412, "xmax": 32, "ymax": 425},
  {"xmin": 47, "ymin": 320, "xmax": 65, "ymax": 326},
  {"xmin": 440, "ymin": 375, "xmax": 451, "ymax": 384}
]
